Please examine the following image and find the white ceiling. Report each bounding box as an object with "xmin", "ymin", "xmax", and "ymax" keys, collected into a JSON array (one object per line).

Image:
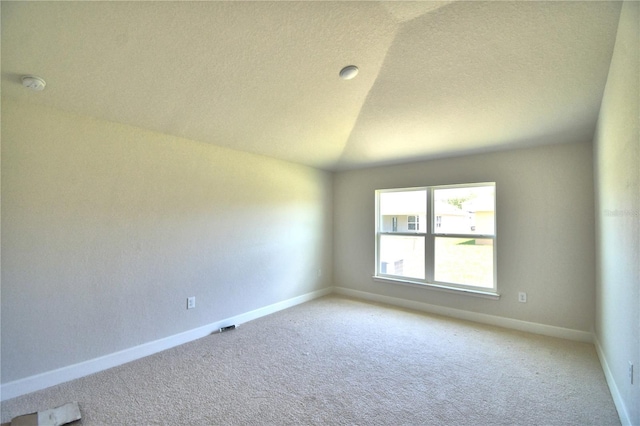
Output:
[{"xmin": 1, "ymin": 1, "xmax": 622, "ymax": 171}]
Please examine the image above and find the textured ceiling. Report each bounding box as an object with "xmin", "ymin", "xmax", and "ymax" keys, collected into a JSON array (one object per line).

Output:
[{"xmin": 1, "ymin": 1, "xmax": 622, "ymax": 171}]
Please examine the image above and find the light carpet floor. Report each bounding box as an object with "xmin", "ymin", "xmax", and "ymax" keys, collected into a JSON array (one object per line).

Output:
[{"xmin": 1, "ymin": 295, "xmax": 619, "ymax": 425}]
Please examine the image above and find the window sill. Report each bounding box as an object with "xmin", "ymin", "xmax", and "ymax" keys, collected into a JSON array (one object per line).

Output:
[{"xmin": 372, "ymin": 276, "xmax": 500, "ymax": 300}]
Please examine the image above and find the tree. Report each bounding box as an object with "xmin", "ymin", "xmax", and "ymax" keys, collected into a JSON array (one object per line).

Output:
[{"xmin": 447, "ymin": 194, "xmax": 475, "ymax": 210}]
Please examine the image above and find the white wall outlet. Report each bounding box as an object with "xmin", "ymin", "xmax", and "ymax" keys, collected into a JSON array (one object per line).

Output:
[
  {"xmin": 518, "ymin": 292, "xmax": 527, "ymax": 303},
  {"xmin": 187, "ymin": 296, "xmax": 196, "ymax": 310},
  {"xmin": 317, "ymin": 269, "xmax": 322, "ymax": 277},
  {"xmin": 629, "ymin": 362, "xmax": 634, "ymax": 385}
]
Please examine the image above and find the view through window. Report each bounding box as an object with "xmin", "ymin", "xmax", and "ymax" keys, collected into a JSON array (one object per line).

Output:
[{"xmin": 376, "ymin": 183, "xmax": 496, "ymax": 293}]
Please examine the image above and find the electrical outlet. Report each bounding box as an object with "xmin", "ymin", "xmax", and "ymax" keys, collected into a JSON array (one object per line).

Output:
[
  {"xmin": 187, "ymin": 296, "xmax": 196, "ymax": 310},
  {"xmin": 317, "ymin": 269, "xmax": 322, "ymax": 277},
  {"xmin": 630, "ymin": 362, "xmax": 634, "ymax": 385},
  {"xmin": 518, "ymin": 292, "xmax": 527, "ymax": 303}
]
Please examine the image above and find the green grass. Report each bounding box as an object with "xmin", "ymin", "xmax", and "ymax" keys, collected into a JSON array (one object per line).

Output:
[{"xmin": 435, "ymin": 238, "xmax": 493, "ymax": 288}]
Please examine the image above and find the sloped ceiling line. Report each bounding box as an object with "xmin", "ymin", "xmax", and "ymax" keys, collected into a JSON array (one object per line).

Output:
[
  {"xmin": 334, "ymin": 0, "xmax": 623, "ymax": 170},
  {"xmin": 333, "ymin": 1, "xmax": 459, "ymax": 168},
  {"xmin": 1, "ymin": 1, "xmax": 623, "ymax": 171}
]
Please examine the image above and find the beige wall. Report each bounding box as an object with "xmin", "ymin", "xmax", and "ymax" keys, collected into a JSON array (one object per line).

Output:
[
  {"xmin": 593, "ymin": 1, "xmax": 639, "ymax": 424},
  {"xmin": 334, "ymin": 141, "xmax": 596, "ymax": 331},
  {"xmin": 1, "ymin": 98, "xmax": 333, "ymax": 383}
]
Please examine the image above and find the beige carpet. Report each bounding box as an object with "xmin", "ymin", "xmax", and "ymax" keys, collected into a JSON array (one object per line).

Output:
[{"xmin": 1, "ymin": 296, "xmax": 619, "ymax": 425}]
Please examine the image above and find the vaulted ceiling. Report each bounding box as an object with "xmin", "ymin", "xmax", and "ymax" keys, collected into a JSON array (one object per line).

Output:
[{"xmin": 1, "ymin": 1, "xmax": 622, "ymax": 171}]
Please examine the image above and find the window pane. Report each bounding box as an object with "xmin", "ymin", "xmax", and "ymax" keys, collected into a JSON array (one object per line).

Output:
[
  {"xmin": 433, "ymin": 185, "xmax": 495, "ymax": 235},
  {"xmin": 379, "ymin": 190, "xmax": 426, "ymax": 233},
  {"xmin": 434, "ymin": 237, "xmax": 493, "ymax": 288},
  {"xmin": 379, "ymin": 235, "xmax": 425, "ymax": 279}
]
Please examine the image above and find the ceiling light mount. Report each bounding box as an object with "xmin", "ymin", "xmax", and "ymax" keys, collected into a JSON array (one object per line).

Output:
[
  {"xmin": 22, "ymin": 75, "xmax": 46, "ymax": 91},
  {"xmin": 339, "ymin": 65, "xmax": 359, "ymax": 80}
]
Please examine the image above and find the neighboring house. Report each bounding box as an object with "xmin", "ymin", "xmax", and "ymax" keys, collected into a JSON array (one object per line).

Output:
[
  {"xmin": 433, "ymin": 201, "xmax": 467, "ymax": 233},
  {"xmin": 378, "ymin": 191, "xmax": 427, "ymax": 278},
  {"xmin": 380, "ymin": 212, "xmax": 426, "ymax": 278},
  {"xmin": 379, "ymin": 210, "xmax": 425, "ymax": 277},
  {"xmin": 378, "ymin": 235, "xmax": 424, "ymax": 278},
  {"xmin": 462, "ymin": 198, "xmax": 495, "ymax": 235},
  {"xmin": 379, "ymin": 190, "xmax": 427, "ymax": 233},
  {"xmin": 381, "ymin": 214, "xmax": 427, "ymax": 233}
]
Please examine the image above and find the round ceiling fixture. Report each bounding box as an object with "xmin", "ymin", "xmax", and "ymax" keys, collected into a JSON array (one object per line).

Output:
[
  {"xmin": 22, "ymin": 75, "xmax": 46, "ymax": 91},
  {"xmin": 339, "ymin": 65, "xmax": 359, "ymax": 80}
]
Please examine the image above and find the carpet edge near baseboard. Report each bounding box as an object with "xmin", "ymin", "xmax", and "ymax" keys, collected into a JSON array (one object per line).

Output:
[
  {"xmin": 593, "ymin": 333, "xmax": 631, "ymax": 426},
  {"xmin": 0, "ymin": 287, "xmax": 333, "ymax": 402},
  {"xmin": 333, "ymin": 286, "xmax": 593, "ymax": 343}
]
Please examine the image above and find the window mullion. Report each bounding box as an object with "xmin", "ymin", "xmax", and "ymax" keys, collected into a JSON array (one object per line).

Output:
[{"xmin": 425, "ymin": 188, "xmax": 435, "ymax": 282}]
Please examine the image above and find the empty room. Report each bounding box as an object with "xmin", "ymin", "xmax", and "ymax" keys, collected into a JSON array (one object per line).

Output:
[{"xmin": 1, "ymin": 1, "xmax": 638, "ymax": 425}]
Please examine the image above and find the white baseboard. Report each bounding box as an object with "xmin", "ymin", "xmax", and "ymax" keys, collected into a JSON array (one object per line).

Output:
[
  {"xmin": 333, "ymin": 287, "xmax": 593, "ymax": 343},
  {"xmin": 593, "ymin": 333, "xmax": 631, "ymax": 425},
  {"xmin": 1, "ymin": 287, "xmax": 332, "ymax": 402}
]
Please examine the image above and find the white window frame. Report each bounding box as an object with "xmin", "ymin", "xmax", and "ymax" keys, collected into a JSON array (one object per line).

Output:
[{"xmin": 374, "ymin": 182, "xmax": 498, "ymax": 298}]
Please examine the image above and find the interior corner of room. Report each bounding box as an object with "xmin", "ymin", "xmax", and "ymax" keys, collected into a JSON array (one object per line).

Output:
[{"xmin": 1, "ymin": 1, "xmax": 638, "ymax": 425}]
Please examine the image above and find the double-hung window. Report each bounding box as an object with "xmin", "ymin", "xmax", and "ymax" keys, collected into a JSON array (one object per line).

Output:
[{"xmin": 375, "ymin": 183, "xmax": 497, "ymax": 295}]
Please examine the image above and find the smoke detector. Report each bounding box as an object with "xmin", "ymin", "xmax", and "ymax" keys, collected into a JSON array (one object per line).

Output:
[
  {"xmin": 339, "ymin": 65, "xmax": 359, "ymax": 80},
  {"xmin": 22, "ymin": 75, "xmax": 46, "ymax": 91}
]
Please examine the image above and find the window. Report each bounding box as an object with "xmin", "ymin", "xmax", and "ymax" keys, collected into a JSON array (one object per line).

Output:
[
  {"xmin": 375, "ymin": 183, "xmax": 496, "ymax": 295},
  {"xmin": 408, "ymin": 215, "xmax": 419, "ymax": 231}
]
